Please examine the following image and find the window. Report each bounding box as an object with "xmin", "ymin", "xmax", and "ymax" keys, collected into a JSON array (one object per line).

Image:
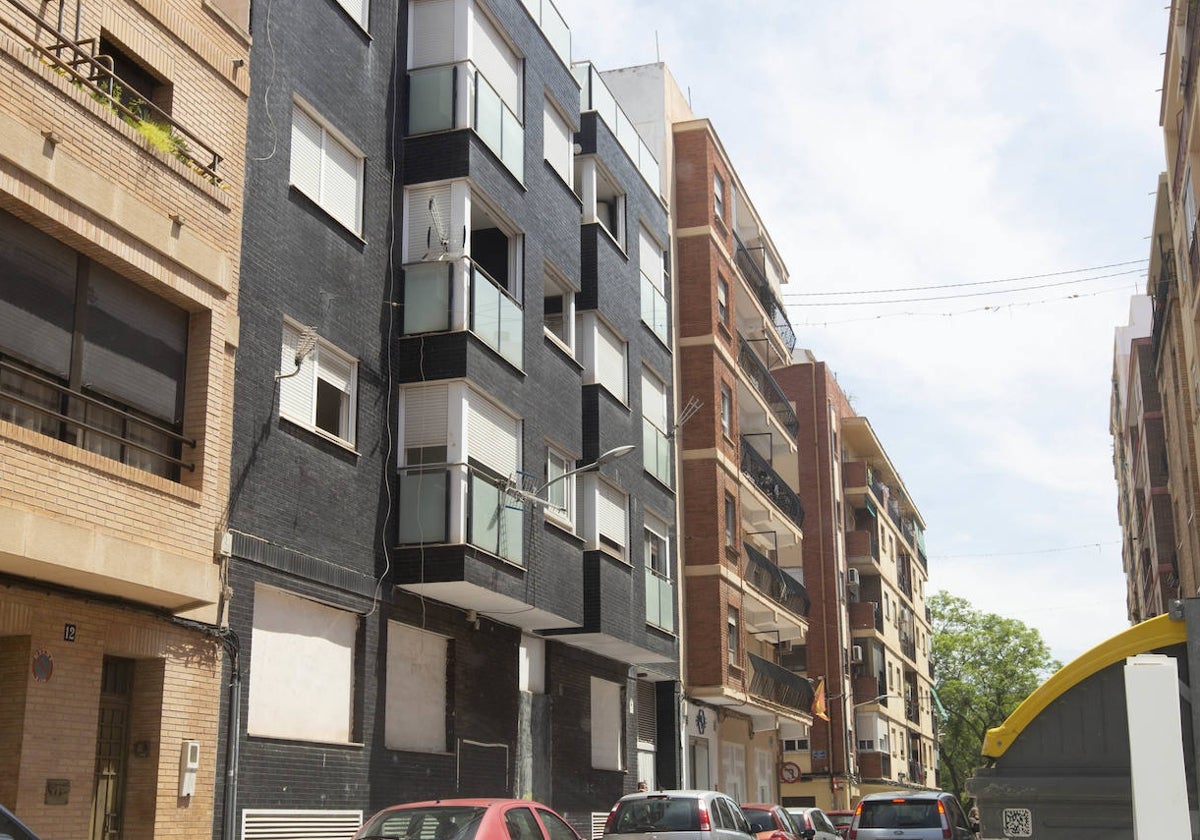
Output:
[
  {"xmin": 544, "ymin": 98, "xmax": 573, "ymax": 186},
  {"xmin": 330, "ymin": 0, "xmax": 368, "ymax": 29},
  {"xmin": 639, "ymin": 226, "xmax": 668, "ymax": 342},
  {"xmin": 595, "ymin": 478, "xmax": 629, "ymax": 559},
  {"xmin": 505, "ymin": 809, "xmax": 543, "ymax": 840},
  {"xmin": 727, "ymin": 606, "xmax": 740, "ymax": 666},
  {"xmin": 724, "ymin": 494, "xmax": 736, "ymax": 549},
  {"xmin": 545, "ymin": 446, "xmax": 575, "ymax": 528},
  {"xmin": 385, "ymin": 621, "xmax": 447, "ymax": 752},
  {"xmin": 720, "ymin": 383, "xmax": 732, "ymax": 438},
  {"xmin": 0, "ymin": 209, "xmax": 189, "ymax": 478},
  {"xmin": 291, "ymin": 99, "xmax": 364, "ymax": 234},
  {"xmin": 100, "ymin": 34, "xmax": 172, "ymax": 115},
  {"xmin": 644, "ymin": 512, "xmax": 672, "ymax": 631},
  {"xmin": 721, "ymin": 747, "xmax": 745, "ymax": 803},
  {"xmin": 782, "ymin": 738, "xmax": 810, "ymax": 752},
  {"xmin": 279, "ymin": 321, "xmax": 358, "ymax": 447},
  {"xmin": 644, "ymin": 513, "xmax": 670, "ymax": 577},
  {"xmin": 717, "ymin": 276, "xmax": 729, "ymax": 325},
  {"xmin": 713, "ymin": 172, "xmax": 725, "ymax": 220},
  {"xmin": 581, "ymin": 314, "xmax": 628, "ymax": 403},
  {"xmin": 543, "ymin": 263, "xmax": 575, "ymax": 352},
  {"xmin": 642, "ymin": 368, "xmax": 670, "ymax": 484},
  {"xmin": 1187, "ymin": 166, "xmax": 1198, "ymax": 246},
  {"xmin": 248, "ymin": 585, "xmax": 358, "ymax": 743},
  {"xmin": 469, "ymin": 3, "xmax": 524, "ymax": 175},
  {"xmin": 591, "ymin": 677, "xmax": 623, "ymax": 770},
  {"xmin": 576, "ymin": 158, "xmax": 626, "ymax": 247}
]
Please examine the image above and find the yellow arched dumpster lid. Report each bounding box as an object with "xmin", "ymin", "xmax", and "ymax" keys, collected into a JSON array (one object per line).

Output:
[{"xmin": 981, "ymin": 613, "xmax": 1186, "ymax": 759}]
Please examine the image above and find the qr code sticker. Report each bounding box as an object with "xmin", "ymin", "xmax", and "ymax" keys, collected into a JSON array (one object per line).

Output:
[{"xmin": 1001, "ymin": 808, "xmax": 1033, "ymax": 838}]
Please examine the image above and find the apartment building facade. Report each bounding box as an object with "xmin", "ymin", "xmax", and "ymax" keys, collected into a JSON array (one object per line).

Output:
[
  {"xmin": 220, "ymin": 0, "xmax": 680, "ymax": 834},
  {"xmin": 0, "ymin": 0, "xmax": 248, "ymax": 837},
  {"xmin": 774, "ymin": 361, "xmax": 937, "ymax": 809}
]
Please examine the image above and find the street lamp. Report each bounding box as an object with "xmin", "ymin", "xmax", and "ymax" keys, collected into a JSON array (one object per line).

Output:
[
  {"xmin": 513, "ymin": 444, "xmax": 636, "ymax": 506},
  {"xmin": 852, "ymin": 693, "xmax": 904, "ymax": 710}
]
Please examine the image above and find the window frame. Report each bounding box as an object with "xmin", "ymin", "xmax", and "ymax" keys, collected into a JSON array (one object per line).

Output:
[
  {"xmin": 329, "ymin": 0, "xmax": 369, "ymax": 30},
  {"xmin": 545, "ymin": 444, "xmax": 576, "ymax": 530},
  {"xmin": 543, "ymin": 97, "xmax": 573, "ymax": 187},
  {"xmin": 724, "ymin": 493, "xmax": 737, "ymax": 550},
  {"xmin": 279, "ymin": 319, "xmax": 360, "ymax": 449},
  {"xmin": 542, "ymin": 261, "xmax": 576, "ymax": 354},
  {"xmin": 720, "ymin": 383, "xmax": 732, "ymax": 438},
  {"xmin": 717, "ymin": 275, "xmax": 729, "ymax": 325},
  {"xmin": 727, "ymin": 606, "xmax": 740, "ymax": 666},
  {"xmin": 384, "ymin": 620, "xmax": 449, "ymax": 752},
  {"xmin": 290, "ymin": 97, "xmax": 366, "ymax": 235},
  {"xmin": 714, "ymin": 171, "xmax": 725, "ymax": 220},
  {"xmin": 594, "ymin": 476, "xmax": 629, "ymax": 561}
]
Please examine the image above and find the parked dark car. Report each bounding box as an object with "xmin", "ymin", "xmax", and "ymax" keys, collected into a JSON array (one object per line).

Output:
[
  {"xmin": 603, "ymin": 790, "xmax": 755, "ymax": 840},
  {"xmin": 823, "ymin": 810, "xmax": 853, "ymax": 839},
  {"xmin": 355, "ymin": 799, "xmax": 583, "ymax": 840},
  {"xmin": 848, "ymin": 792, "xmax": 978, "ymax": 840}
]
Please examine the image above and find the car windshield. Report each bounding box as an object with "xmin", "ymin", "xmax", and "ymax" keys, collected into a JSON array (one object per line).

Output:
[
  {"xmin": 857, "ymin": 801, "xmax": 940, "ymax": 830},
  {"xmin": 360, "ymin": 806, "xmax": 486, "ymax": 840},
  {"xmin": 610, "ymin": 798, "xmax": 700, "ymax": 833},
  {"xmin": 741, "ymin": 809, "xmax": 774, "ymax": 833},
  {"xmin": 828, "ymin": 814, "xmax": 852, "ymax": 827}
]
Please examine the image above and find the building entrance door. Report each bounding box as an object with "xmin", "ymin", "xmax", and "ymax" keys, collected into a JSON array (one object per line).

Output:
[{"xmin": 90, "ymin": 657, "xmax": 134, "ymax": 840}]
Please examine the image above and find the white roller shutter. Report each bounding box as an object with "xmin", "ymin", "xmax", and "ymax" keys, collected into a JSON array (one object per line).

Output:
[
  {"xmin": 597, "ymin": 480, "xmax": 627, "ymax": 551},
  {"xmin": 279, "ymin": 323, "xmax": 316, "ymax": 426},
  {"xmin": 290, "ymin": 104, "xmax": 323, "ymax": 200},
  {"xmin": 467, "ymin": 389, "xmax": 519, "ymax": 474},
  {"xmin": 407, "ymin": 184, "xmax": 453, "ymax": 262},
  {"xmin": 639, "ymin": 226, "xmax": 664, "ymax": 292},
  {"xmin": 333, "ymin": 0, "xmax": 368, "ymax": 27},
  {"xmin": 322, "ymin": 132, "xmax": 362, "ymax": 234},
  {"xmin": 641, "ymin": 369, "xmax": 666, "ymax": 431},
  {"xmin": 543, "ymin": 100, "xmax": 572, "ymax": 185},
  {"xmin": 403, "ymin": 385, "xmax": 449, "ymax": 450},
  {"xmin": 595, "ymin": 320, "xmax": 627, "ymax": 402},
  {"xmin": 410, "ymin": 0, "xmax": 457, "ymax": 67},
  {"xmin": 470, "ymin": 6, "xmax": 521, "ymax": 114}
]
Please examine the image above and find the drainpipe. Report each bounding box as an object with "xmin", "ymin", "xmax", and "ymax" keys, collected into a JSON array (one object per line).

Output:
[{"xmin": 221, "ymin": 631, "xmax": 242, "ymax": 840}]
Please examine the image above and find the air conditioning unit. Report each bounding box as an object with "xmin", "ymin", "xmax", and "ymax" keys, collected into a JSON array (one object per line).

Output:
[
  {"xmin": 847, "ymin": 568, "xmax": 861, "ymax": 588},
  {"xmin": 851, "ymin": 644, "xmax": 864, "ymax": 663}
]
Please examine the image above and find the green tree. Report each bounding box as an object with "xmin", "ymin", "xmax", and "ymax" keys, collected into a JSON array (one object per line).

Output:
[{"xmin": 929, "ymin": 591, "xmax": 1061, "ymax": 802}]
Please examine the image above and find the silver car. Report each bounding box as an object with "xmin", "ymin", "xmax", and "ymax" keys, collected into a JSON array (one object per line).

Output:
[
  {"xmin": 848, "ymin": 792, "xmax": 978, "ymax": 839},
  {"xmin": 602, "ymin": 790, "xmax": 755, "ymax": 840}
]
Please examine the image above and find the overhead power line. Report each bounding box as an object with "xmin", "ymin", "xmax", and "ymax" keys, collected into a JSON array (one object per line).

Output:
[
  {"xmin": 932, "ymin": 541, "xmax": 1120, "ymax": 560},
  {"xmin": 782, "ymin": 258, "xmax": 1148, "ymax": 299},
  {"xmin": 786, "ymin": 268, "xmax": 1143, "ymax": 307}
]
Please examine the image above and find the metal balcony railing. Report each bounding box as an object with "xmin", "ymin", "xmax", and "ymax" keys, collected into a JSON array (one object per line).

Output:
[
  {"xmin": 740, "ymin": 435, "xmax": 804, "ymax": 527},
  {"xmin": 0, "ymin": 355, "xmax": 192, "ymax": 479},
  {"xmin": 2, "ymin": 0, "xmax": 223, "ymax": 182},
  {"xmin": 748, "ymin": 652, "xmax": 814, "ymax": 714},
  {"xmin": 737, "ymin": 335, "xmax": 799, "ymax": 436},
  {"xmin": 744, "ymin": 542, "xmax": 810, "ymax": 617},
  {"xmin": 732, "ymin": 234, "xmax": 796, "ymax": 354}
]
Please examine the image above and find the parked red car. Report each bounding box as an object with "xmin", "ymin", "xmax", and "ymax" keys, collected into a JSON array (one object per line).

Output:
[
  {"xmin": 824, "ymin": 810, "xmax": 854, "ymax": 839},
  {"xmin": 355, "ymin": 799, "xmax": 584, "ymax": 840},
  {"xmin": 741, "ymin": 803, "xmax": 805, "ymax": 840}
]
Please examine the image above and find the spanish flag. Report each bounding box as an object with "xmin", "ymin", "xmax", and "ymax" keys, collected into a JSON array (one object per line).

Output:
[{"xmin": 812, "ymin": 678, "xmax": 830, "ymax": 721}]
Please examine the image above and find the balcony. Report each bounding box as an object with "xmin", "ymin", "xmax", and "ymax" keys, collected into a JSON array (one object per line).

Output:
[
  {"xmin": 733, "ymin": 234, "xmax": 796, "ymax": 355},
  {"xmin": 748, "ymin": 652, "xmax": 814, "ymax": 716},
  {"xmin": 640, "ymin": 271, "xmax": 669, "ymax": 344},
  {"xmin": 845, "ymin": 529, "xmax": 879, "ymax": 564},
  {"xmin": 850, "ymin": 601, "xmax": 882, "ymax": 632},
  {"xmin": 1, "ymin": 356, "xmax": 192, "ymax": 480},
  {"xmin": 737, "ymin": 335, "xmax": 799, "ymax": 436},
  {"xmin": 407, "ymin": 62, "xmax": 524, "ymax": 179},
  {"xmin": 645, "ymin": 566, "xmax": 674, "ymax": 632},
  {"xmin": 2, "ymin": 0, "xmax": 222, "ymax": 182},
  {"xmin": 402, "ymin": 259, "xmax": 523, "ymax": 369},
  {"xmin": 396, "ymin": 462, "xmax": 524, "ymax": 565},
  {"xmin": 857, "ymin": 751, "xmax": 891, "ymax": 781},
  {"xmin": 516, "ymin": 0, "xmax": 570, "ymax": 65},
  {"xmin": 574, "ymin": 62, "xmax": 661, "ymax": 195},
  {"xmin": 740, "ymin": 435, "xmax": 804, "ymax": 528},
  {"xmin": 744, "ymin": 542, "xmax": 810, "ymax": 618}
]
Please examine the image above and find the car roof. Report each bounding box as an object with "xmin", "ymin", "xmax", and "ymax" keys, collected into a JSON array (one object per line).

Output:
[
  {"xmin": 739, "ymin": 803, "xmax": 780, "ymax": 810},
  {"xmin": 376, "ymin": 799, "xmax": 547, "ymax": 809},
  {"xmin": 859, "ymin": 791, "xmax": 949, "ymax": 802}
]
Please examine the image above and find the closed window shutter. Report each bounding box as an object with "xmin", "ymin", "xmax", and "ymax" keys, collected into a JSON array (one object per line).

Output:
[
  {"xmin": 82, "ymin": 262, "xmax": 188, "ymax": 423},
  {"xmin": 407, "ymin": 184, "xmax": 453, "ymax": 261},
  {"xmin": 279, "ymin": 323, "xmax": 316, "ymax": 426},
  {"xmin": 597, "ymin": 480, "xmax": 626, "ymax": 549},
  {"xmin": 403, "ymin": 384, "xmax": 449, "ymax": 450},
  {"xmin": 641, "ymin": 370, "xmax": 666, "ymax": 430},
  {"xmin": 639, "ymin": 227, "xmax": 664, "ymax": 292},
  {"xmin": 467, "ymin": 389, "xmax": 518, "ymax": 475},
  {"xmin": 595, "ymin": 321, "xmax": 626, "ymax": 401},
  {"xmin": 322, "ymin": 132, "xmax": 362, "ymax": 233},
  {"xmin": 470, "ymin": 7, "xmax": 521, "ymax": 115},
  {"xmin": 543, "ymin": 101, "xmax": 571, "ymax": 184},
  {"xmin": 410, "ymin": 0, "xmax": 457, "ymax": 67},
  {"xmin": 333, "ymin": 0, "xmax": 368, "ymax": 26},
  {"xmin": 637, "ymin": 682, "xmax": 656, "ymax": 741},
  {"xmin": 0, "ymin": 209, "xmax": 76, "ymax": 377},
  {"xmin": 290, "ymin": 104, "xmax": 323, "ymax": 200}
]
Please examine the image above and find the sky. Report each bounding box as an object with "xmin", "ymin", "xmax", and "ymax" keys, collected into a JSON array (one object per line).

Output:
[{"xmin": 551, "ymin": 0, "xmax": 1169, "ymax": 665}]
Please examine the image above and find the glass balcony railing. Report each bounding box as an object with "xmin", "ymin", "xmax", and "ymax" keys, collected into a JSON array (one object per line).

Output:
[
  {"xmin": 645, "ymin": 566, "xmax": 674, "ymax": 632},
  {"xmin": 470, "ymin": 261, "xmax": 523, "ymax": 368},
  {"xmin": 573, "ymin": 62, "xmax": 661, "ymax": 195},
  {"xmin": 640, "ymin": 272, "xmax": 669, "ymax": 343},
  {"xmin": 396, "ymin": 462, "xmax": 524, "ymax": 565},
  {"xmin": 642, "ymin": 417, "xmax": 671, "ymax": 486},
  {"xmin": 518, "ymin": 0, "xmax": 570, "ymax": 66},
  {"xmin": 407, "ymin": 62, "xmax": 524, "ymax": 180},
  {"xmin": 737, "ymin": 334, "xmax": 799, "ymax": 436},
  {"xmin": 740, "ymin": 435, "xmax": 804, "ymax": 528},
  {"xmin": 402, "ymin": 261, "xmax": 454, "ymax": 334}
]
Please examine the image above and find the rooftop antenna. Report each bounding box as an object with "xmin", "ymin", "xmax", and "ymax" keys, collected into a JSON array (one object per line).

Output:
[
  {"xmin": 670, "ymin": 395, "xmax": 702, "ymax": 438},
  {"xmin": 422, "ymin": 196, "xmax": 465, "ymax": 262},
  {"xmin": 275, "ymin": 325, "xmax": 319, "ymax": 380}
]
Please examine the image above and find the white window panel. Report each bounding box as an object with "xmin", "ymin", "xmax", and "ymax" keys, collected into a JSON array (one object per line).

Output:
[
  {"xmin": 467, "ymin": 388, "xmax": 520, "ymax": 475},
  {"xmin": 279, "ymin": 321, "xmax": 358, "ymax": 447},
  {"xmin": 402, "ymin": 384, "xmax": 449, "ymax": 450},
  {"xmin": 644, "ymin": 511, "xmax": 669, "ymax": 577},
  {"xmin": 385, "ymin": 621, "xmax": 447, "ymax": 752},
  {"xmin": 544, "ymin": 99, "xmax": 572, "ymax": 186},
  {"xmin": 597, "ymin": 479, "xmax": 627, "ymax": 555},
  {"xmin": 595, "ymin": 319, "xmax": 627, "ymax": 403},
  {"xmin": 545, "ymin": 445, "xmax": 575, "ymax": 527},
  {"xmin": 722, "ymin": 743, "xmax": 745, "ymax": 802},
  {"xmin": 291, "ymin": 100, "xmax": 364, "ymax": 235},
  {"xmin": 409, "ymin": 0, "xmax": 457, "ymax": 67},
  {"xmin": 641, "ymin": 368, "xmax": 667, "ymax": 431},
  {"xmin": 591, "ymin": 677, "xmax": 623, "ymax": 770},
  {"xmin": 247, "ymin": 586, "xmax": 357, "ymax": 743},
  {"xmin": 332, "ymin": 0, "xmax": 368, "ymax": 28},
  {"xmin": 470, "ymin": 5, "xmax": 521, "ymax": 115},
  {"xmin": 639, "ymin": 226, "xmax": 664, "ymax": 292}
]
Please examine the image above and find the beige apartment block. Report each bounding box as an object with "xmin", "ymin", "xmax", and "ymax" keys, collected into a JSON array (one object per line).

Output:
[{"xmin": 0, "ymin": 0, "xmax": 247, "ymax": 835}]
